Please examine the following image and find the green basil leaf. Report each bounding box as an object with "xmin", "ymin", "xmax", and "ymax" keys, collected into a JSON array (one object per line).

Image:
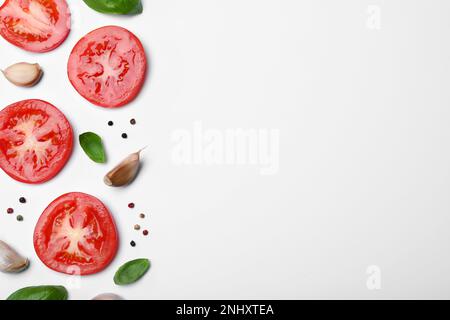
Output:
[
  {"xmin": 79, "ymin": 132, "xmax": 106, "ymax": 163},
  {"xmin": 114, "ymin": 258, "xmax": 150, "ymax": 285},
  {"xmin": 7, "ymin": 285, "xmax": 68, "ymax": 300},
  {"xmin": 83, "ymin": 0, "xmax": 143, "ymax": 15}
]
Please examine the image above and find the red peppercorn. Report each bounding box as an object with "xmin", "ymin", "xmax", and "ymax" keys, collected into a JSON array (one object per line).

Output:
[
  {"xmin": 128, "ymin": 203, "xmax": 135, "ymax": 209},
  {"xmin": 7, "ymin": 208, "xmax": 14, "ymax": 214},
  {"xmin": 143, "ymin": 230, "xmax": 149, "ymax": 236}
]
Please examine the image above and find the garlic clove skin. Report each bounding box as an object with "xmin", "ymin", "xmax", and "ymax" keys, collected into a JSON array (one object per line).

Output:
[
  {"xmin": 0, "ymin": 240, "xmax": 29, "ymax": 273},
  {"xmin": 2, "ymin": 62, "xmax": 43, "ymax": 87},
  {"xmin": 104, "ymin": 150, "xmax": 142, "ymax": 187},
  {"xmin": 92, "ymin": 293, "xmax": 124, "ymax": 300}
]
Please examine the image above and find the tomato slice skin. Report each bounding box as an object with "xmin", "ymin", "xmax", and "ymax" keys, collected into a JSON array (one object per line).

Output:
[
  {"xmin": 0, "ymin": 99, "xmax": 73, "ymax": 184},
  {"xmin": 67, "ymin": 25, "xmax": 147, "ymax": 108},
  {"xmin": 34, "ymin": 192, "xmax": 119, "ymax": 276},
  {"xmin": 0, "ymin": 0, "xmax": 71, "ymax": 53}
]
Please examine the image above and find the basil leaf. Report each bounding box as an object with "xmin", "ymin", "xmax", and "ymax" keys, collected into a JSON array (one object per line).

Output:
[
  {"xmin": 114, "ymin": 258, "xmax": 150, "ymax": 285},
  {"xmin": 79, "ymin": 132, "xmax": 106, "ymax": 163},
  {"xmin": 83, "ymin": 0, "xmax": 143, "ymax": 15},
  {"xmin": 7, "ymin": 285, "xmax": 68, "ymax": 300}
]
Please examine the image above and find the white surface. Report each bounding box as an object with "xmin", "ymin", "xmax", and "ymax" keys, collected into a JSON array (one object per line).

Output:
[{"xmin": 1, "ymin": 0, "xmax": 450, "ymax": 299}]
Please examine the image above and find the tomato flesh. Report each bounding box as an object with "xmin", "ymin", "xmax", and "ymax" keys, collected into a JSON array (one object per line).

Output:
[
  {"xmin": 0, "ymin": 0, "xmax": 71, "ymax": 52},
  {"xmin": 34, "ymin": 192, "xmax": 119, "ymax": 275},
  {"xmin": 67, "ymin": 25, "xmax": 147, "ymax": 108},
  {"xmin": 0, "ymin": 99, "xmax": 73, "ymax": 184}
]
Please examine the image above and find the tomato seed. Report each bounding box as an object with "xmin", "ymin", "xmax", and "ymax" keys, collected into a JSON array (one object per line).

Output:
[
  {"xmin": 7, "ymin": 208, "xmax": 14, "ymax": 214},
  {"xmin": 108, "ymin": 121, "xmax": 114, "ymax": 126},
  {"xmin": 121, "ymin": 133, "xmax": 128, "ymax": 139},
  {"xmin": 19, "ymin": 197, "xmax": 26, "ymax": 204},
  {"xmin": 16, "ymin": 215, "xmax": 23, "ymax": 221},
  {"xmin": 130, "ymin": 241, "xmax": 136, "ymax": 247},
  {"xmin": 143, "ymin": 230, "xmax": 149, "ymax": 236},
  {"xmin": 130, "ymin": 118, "xmax": 136, "ymax": 125},
  {"xmin": 128, "ymin": 203, "xmax": 135, "ymax": 209}
]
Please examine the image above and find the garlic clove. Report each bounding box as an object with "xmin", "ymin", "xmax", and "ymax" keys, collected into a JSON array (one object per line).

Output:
[
  {"xmin": 2, "ymin": 62, "xmax": 43, "ymax": 87},
  {"xmin": 104, "ymin": 149, "xmax": 143, "ymax": 187},
  {"xmin": 92, "ymin": 293, "xmax": 124, "ymax": 300},
  {"xmin": 0, "ymin": 240, "xmax": 29, "ymax": 273}
]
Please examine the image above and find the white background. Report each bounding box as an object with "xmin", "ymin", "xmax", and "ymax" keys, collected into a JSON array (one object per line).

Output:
[{"xmin": 1, "ymin": 0, "xmax": 450, "ymax": 300}]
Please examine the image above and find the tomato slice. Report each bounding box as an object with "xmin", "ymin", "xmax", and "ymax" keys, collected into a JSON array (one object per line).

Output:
[
  {"xmin": 34, "ymin": 192, "xmax": 119, "ymax": 275},
  {"xmin": 0, "ymin": 0, "xmax": 71, "ymax": 53},
  {"xmin": 0, "ymin": 99, "xmax": 73, "ymax": 184},
  {"xmin": 67, "ymin": 25, "xmax": 147, "ymax": 108}
]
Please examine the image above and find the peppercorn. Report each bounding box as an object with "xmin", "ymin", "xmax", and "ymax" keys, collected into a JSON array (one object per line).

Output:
[
  {"xmin": 121, "ymin": 133, "xmax": 128, "ymax": 139},
  {"xmin": 139, "ymin": 213, "xmax": 145, "ymax": 219},
  {"xmin": 128, "ymin": 203, "xmax": 135, "ymax": 209},
  {"xmin": 143, "ymin": 230, "xmax": 149, "ymax": 236},
  {"xmin": 7, "ymin": 208, "xmax": 13, "ymax": 214},
  {"xmin": 16, "ymin": 215, "xmax": 23, "ymax": 222},
  {"xmin": 19, "ymin": 197, "xmax": 26, "ymax": 204},
  {"xmin": 130, "ymin": 118, "xmax": 136, "ymax": 125},
  {"xmin": 108, "ymin": 121, "xmax": 114, "ymax": 126},
  {"xmin": 130, "ymin": 241, "xmax": 136, "ymax": 247},
  {"xmin": 134, "ymin": 224, "xmax": 141, "ymax": 230}
]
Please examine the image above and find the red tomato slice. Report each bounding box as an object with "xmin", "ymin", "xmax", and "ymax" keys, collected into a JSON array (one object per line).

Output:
[
  {"xmin": 67, "ymin": 25, "xmax": 147, "ymax": 108},
  {"xmin": 0, "ymin": 0, "xmax": 71, "ymax": 53},
  {"xmin": 0, "ymin": 99, "xmax": 73, "ymax": 184},
  {"xmin": 34, "ymin": 192, "xmax": 119, "ymax": 275}
]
